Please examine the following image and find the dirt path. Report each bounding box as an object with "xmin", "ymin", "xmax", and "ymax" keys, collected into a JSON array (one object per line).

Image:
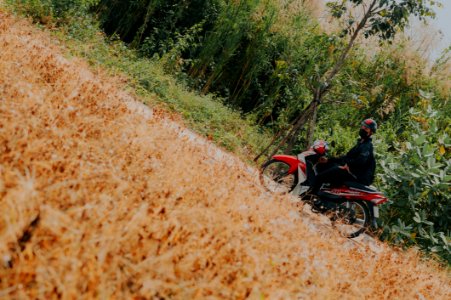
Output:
[{"xmin": 0, "ymin": 11, "xmax": 449, "ymax": 299}]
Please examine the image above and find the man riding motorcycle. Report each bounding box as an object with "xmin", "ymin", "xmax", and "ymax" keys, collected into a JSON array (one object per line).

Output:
[{"xmin": 310, "ymin": 118, "xmax": 377, "ymax": 195}]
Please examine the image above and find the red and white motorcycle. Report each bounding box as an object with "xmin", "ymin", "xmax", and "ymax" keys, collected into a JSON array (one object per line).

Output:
[{"xmin": 259, "ymin": 140, "xmax": 388, "ymax": 238}]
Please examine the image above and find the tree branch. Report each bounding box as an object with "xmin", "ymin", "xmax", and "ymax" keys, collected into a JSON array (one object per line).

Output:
[{"xmin": 323, "ymin": 0, "xmax": 378, "ymax": 85}]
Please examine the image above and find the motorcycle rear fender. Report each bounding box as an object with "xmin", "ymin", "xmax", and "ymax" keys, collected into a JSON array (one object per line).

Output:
[{"xmin": 272, "ymin": 155, "xmax": 304, "ymax": 174}]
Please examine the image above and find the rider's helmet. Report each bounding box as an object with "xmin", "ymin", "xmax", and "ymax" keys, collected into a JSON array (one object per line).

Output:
[
  {"xmin": 361, "ymin": 118, "xmax": 377, "ymax": 133},
  {"xmin": 311, "ymin": 140, "xmax": 329, "ymax": 155}
]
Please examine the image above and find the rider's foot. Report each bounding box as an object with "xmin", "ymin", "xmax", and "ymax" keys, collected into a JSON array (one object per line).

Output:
[{"xmin": 302, "ymin": 189, "xmax": 319, "ymax": 204}]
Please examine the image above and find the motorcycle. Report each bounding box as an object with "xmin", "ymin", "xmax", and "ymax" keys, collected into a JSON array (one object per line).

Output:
[{"xmin": 259, "ymin": 141, "xmax": 388, "ymax": 238}]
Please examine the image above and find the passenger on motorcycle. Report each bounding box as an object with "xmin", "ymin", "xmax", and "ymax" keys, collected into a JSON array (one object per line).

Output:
[{"xmin": 310, "ymin": 118, "xmax": 377, "ymax": 195}]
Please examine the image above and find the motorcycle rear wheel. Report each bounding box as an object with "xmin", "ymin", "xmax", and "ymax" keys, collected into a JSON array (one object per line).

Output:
[
  {"xmin": 260, "ymin": 159, "xmax": 297, "ymax": 194},
  {"xmin": 331, "ymin": 200, "xmax": 370, "ymax": 238}
]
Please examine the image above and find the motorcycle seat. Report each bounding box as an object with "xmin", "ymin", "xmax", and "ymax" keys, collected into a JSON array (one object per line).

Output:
[{"xmin": 343, "ymin": 181, "xmax": 379, "ymax": 193}]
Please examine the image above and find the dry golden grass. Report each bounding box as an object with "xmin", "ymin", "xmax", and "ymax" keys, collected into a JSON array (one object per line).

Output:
[{"xmin": 0, "ymin": 10, "xmax": 450, "ymax": 299}]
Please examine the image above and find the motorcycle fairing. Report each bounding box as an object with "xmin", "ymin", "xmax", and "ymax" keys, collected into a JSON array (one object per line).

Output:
[{"xmin": 272, "ymin": 154, "xmax": 305, "ymax": 174}]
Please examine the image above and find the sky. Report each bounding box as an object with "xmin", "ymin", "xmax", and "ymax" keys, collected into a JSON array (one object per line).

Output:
[
  {"xmin": 314, "ymin": 0, "xmax": 450, "ymax": 61},
  {"xmin": 316, "ymin": 0, "xmax": 451, "ymax": 61},
  {"xmin": 429, "ymin": 0, "xmax": 451, "ymax": 59}
]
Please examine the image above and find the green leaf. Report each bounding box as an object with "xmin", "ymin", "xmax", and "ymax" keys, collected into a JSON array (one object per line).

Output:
[
  {"xmin": 422, "ymin": 144, "xmax": 434, "ymax": 157},
  {"xmin": 430, "ymin": 246, "xmax": 442, "ymax": 253},
  {"xmin": 414, "ymin": 134, "xmax": 426, "ymax": 146},
  {"xmin": 423, "ymin": 220, "xmax": 434, "ymax": 226},
  {"xmin": 413, "ymin": 212, "xmax": 421, "ymax": 223},
  {"xmin": 411, "ymin": 172, "xmax": 421, "ymax": 178},
  {"xmin": 418, "ymin": 89, "xmax": 433, "ymax": 99}
]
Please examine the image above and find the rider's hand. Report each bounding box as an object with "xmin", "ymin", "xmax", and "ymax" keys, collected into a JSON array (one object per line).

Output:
[
  {"xmin": 339, "ymin": 164, "xmax": 350, "ymax": 172},
  {"xmin": 318, "ymin": 156, "xmax": 328, "ymax": 163}
]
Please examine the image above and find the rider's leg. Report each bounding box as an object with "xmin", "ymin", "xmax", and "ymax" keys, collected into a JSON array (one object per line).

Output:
[{"xmin": 310, "ymin": 166, "xmax": 353, "ymax": 194}]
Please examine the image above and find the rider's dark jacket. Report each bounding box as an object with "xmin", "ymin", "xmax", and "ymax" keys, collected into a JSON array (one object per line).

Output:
[{"xmin": 341, "ymin": 137, "xmax": 376, "ymax": 185}]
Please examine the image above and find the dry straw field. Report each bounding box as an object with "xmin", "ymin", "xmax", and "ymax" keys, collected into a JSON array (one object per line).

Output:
[{"xmin": 0, "ymin": 10, "xmax": 450, "ymax": 299}]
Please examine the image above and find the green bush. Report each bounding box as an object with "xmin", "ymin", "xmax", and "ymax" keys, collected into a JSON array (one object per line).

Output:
[
  {"xmin": 378, "ymin": 105, "xmax": 450, "ymax": 263},
  {"xmin": 6, "ymin": 0, "xmax": 98, "ymax": 22}
]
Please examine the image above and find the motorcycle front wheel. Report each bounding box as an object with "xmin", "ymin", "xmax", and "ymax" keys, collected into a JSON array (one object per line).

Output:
[
  {"xmin": 259, "ymin": 159, "xmax": 297, "ymax": 194},
  {"xmin": 331, "ymin": 200, "xmax": 370, "ymax": 238}
]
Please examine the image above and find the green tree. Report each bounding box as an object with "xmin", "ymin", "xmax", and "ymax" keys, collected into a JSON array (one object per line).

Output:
[{"xmin": 255, "ymin": 0, "xmax": 439, "ymax": 161}]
